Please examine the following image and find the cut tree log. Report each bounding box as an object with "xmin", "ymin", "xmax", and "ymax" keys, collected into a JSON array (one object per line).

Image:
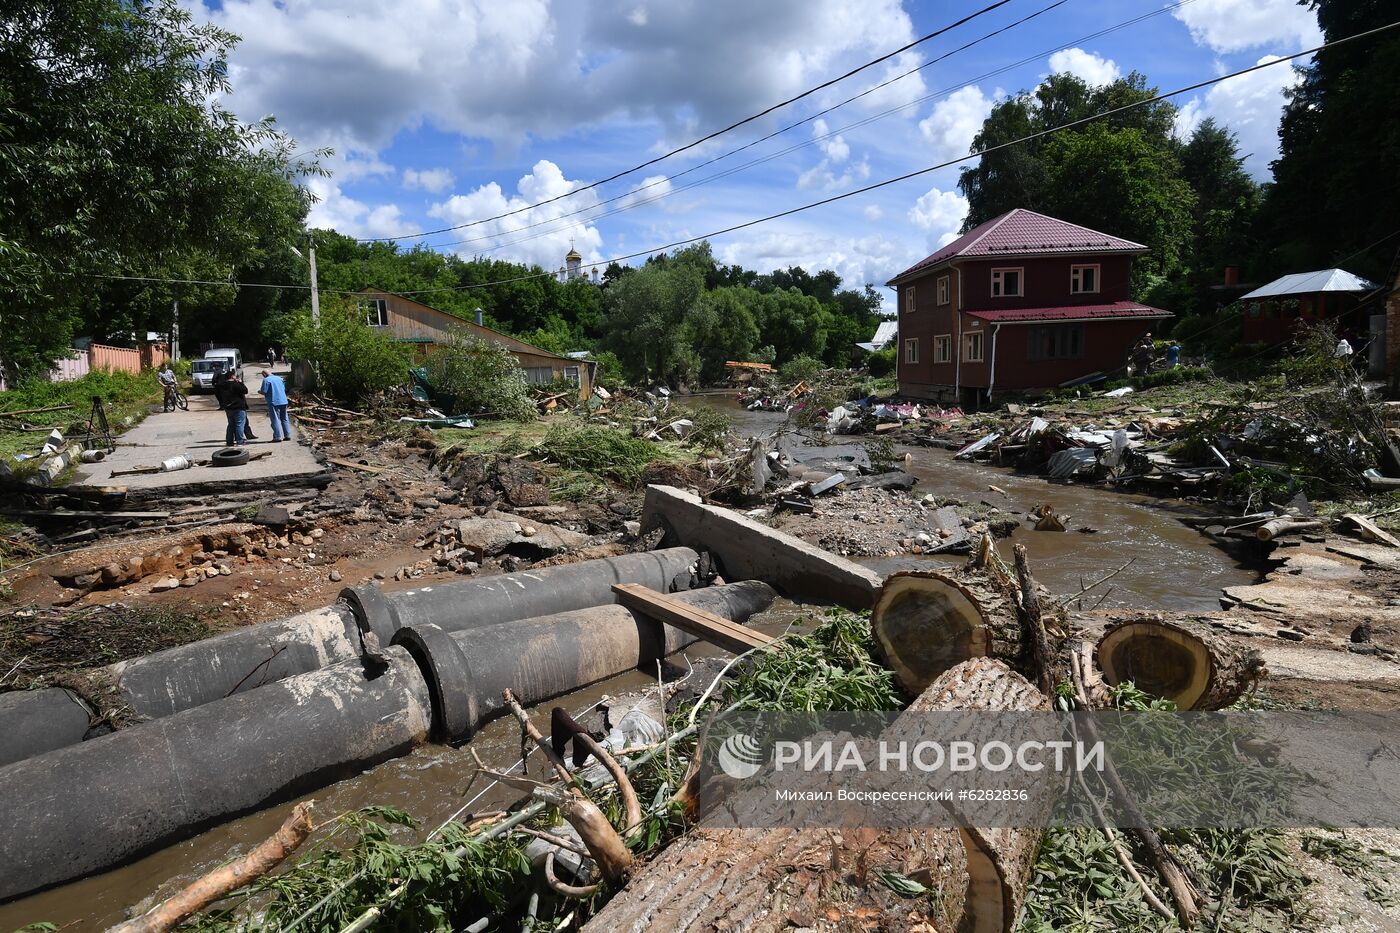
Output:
[
  {"xmin": 582, "ymin": 658, "xmax": 1050, "ymax": 933},
  {"xmin": 1254, "ymin": 518, "xmax": 1325, "ymax": 542},
  {"xmin": 1094, "ymin": 613, "xmax": 1265, "ymax": 710},
  {"xmin": 107, "ymin": 802, "xmax": 314, "ymax": 933},
  {"xmin": 871, "ymin": 568, "xmax": 1021, "ymax": 696}
]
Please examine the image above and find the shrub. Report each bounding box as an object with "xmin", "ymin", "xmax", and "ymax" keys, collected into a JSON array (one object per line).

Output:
[
  {"xmin": 865, "ymin": 347, "xmax": 896, "ymax": 377},
  {"xmin": 534, "ymin": 423, "xmax": 671, "ymax": 485},
  {"xmin": 284, "ymin": 300, "xmax": 409, "ymax": 405},
  {"xmin": 422, "ymin": 331, "xmax": 536, "ymax": 421},
  {"xmin": 779, "ymin": 354, "xmax": 823, "ymax": 383},
  {"xmin": 670, "ymin": 403, "xmax": 732, "ymax": 451}
]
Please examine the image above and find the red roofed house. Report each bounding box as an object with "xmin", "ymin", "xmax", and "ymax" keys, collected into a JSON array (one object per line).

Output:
[{"xmin": 887, "ymin": 209, "xmax": 1171, "ymax": 406}]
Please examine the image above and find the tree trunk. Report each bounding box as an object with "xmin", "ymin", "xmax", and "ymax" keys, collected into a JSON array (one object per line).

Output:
[
  {"xmin": 1093, "ymin": 613, "xmax": 1266, "ymax": 710},
  {"xmin": 870, "ymin": 569, "xmax": 1022, "ymax": 696},
  {"xmin": 583, "ymin": 659, "xmax": 1048, "ymax": 933}
]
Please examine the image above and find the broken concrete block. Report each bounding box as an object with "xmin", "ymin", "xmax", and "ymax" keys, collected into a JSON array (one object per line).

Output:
[
  {"xmin": 150, "ymin": 577, "xmax": 181, "ymax": 592},
  {"xmin": 254, "ymin": 504, "xmax": 291, "ymax": 527},
  {"xmin": 457, "ymin": 518, "xmax": 522, "ymax": 557},
  {"xmin": 641, "ymin": 485, "xmax": 882, "ymax": 609}
]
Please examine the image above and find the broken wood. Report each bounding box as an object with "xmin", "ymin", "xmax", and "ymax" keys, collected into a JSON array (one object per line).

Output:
[
  {"xmin": 0, "ymin": 508, "xmax": 170, "ymax": 521},
  {"xmin": 1032, "ymin": 504, "xmax": 1066, "ymax": 532},
  {"xmin": 292, "ymin": 413, "xmax": 334, "ymax": 425},
  {"xmin": 583, "ymin": 658, "xmax": 1051, "ymax": 933},
  {"xmin": 1254, "ymin": 518, "xmax": 1326, "ymax": 542},
  {"xmin": 870, "ymin": 568, "xmax": 1021, "ymax": 696},
  {"xmin": 106, "ymin": 801, "xmax": 314, "ymax": 933},
  {"xmin": 1013, "ymin": 544, "xmax": 1055, "ymax": 696},
  {"xmin": 612, "ymin": 583, "xmax": 773, "ymax": 654},
  {"xmin": 1093, "ymin": 613, "xmax": 1265, "ymax": 710},
  {"xmin": 0, "ymin": 404, "xmax": 74, "ymax": 417},
  {"xmin": 1341, "ymin": 513, "xmax": 1400, "ymax": 548}
]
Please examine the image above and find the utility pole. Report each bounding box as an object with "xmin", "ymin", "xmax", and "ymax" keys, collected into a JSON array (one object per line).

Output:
[
  {"xmin": 307, "ymin": 236, "xmax": 321, "ymax": 326},
  {"xmin": 172, "ymin": 298, "xmax": 180, "ymax": 362}
]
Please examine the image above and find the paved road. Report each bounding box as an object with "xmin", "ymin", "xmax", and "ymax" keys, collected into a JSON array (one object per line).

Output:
[{"xmin": 72, "ymin": 363, "xmax": 324, "ymax": 491}]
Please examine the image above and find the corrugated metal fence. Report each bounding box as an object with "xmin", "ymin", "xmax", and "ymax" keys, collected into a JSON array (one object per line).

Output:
[
  {"xmin": 52, "ymin": 351, "xmax": 90, "ymax": 382},
  {"xmin": 0, "ymin": 343, "xmax": 168, "ymax": 392}
]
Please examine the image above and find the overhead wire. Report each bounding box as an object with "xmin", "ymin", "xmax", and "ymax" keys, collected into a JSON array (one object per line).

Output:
[
  {"xmin": 420, "ymin": 0, "xmax": 1200, "ymax": 255},
  {"xmin": 79, "ymin": 20, "xmax": 1400, "ymax": 301},
  {"xmin": 357, "ymin": 0, "xmax": 1020, "ymax": 242}
]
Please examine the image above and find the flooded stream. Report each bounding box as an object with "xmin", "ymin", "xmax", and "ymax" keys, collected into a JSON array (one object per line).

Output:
[{"xmin": 0, "ymin": 394, "xmax": 1258, "ymax": 929}]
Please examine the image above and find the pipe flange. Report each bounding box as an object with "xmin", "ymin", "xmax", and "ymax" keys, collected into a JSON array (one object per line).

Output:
[
  {"xmin": 391, "ymin": 623, "xmax": 478, "ymax": 742},
  {"xmin": 340, "ymin": 584, "xmax": 401, "ymax": 650}
]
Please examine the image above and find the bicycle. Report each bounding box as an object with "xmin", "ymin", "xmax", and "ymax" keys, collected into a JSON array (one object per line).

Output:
[{"xmin": 163, "ymin": 383, "xmax": 189, "ymax": 412}]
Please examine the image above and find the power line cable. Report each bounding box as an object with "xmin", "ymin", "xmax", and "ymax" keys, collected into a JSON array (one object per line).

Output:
[
  {"xmin": 358, "ymin": 0, "xmax": 1019, "ymax": 242},
  {"xmin": 422, "ymin": 0, "xmax": 1199, "ymax": 254},
  {"xmin": 82, "ymin": 20, "xmax": 1400, "ymax": 301}
]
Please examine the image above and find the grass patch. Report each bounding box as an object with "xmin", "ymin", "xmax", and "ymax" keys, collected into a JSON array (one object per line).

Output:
[
  {"xmin": 533, "ymin": 422, "xmax": 682, "ymax": 486},
  {"xmin": 433, "ymin": 418, "xmax": 552, "ymax": 457},
  {"xmin": 0, "ymin": 370, "xmax": 161, "ymax": 464}
]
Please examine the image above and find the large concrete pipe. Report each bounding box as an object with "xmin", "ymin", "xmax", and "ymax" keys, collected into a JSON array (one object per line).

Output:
[
  {"xmin": 0, "ymin": 548, "xmax": 700, "ymax": 767},
  {"xmin": 394, "ymin": 580, "xmax": 778, "ymax": 741},
  {"xmin": 0, "ymin": 645, "xmax": 433, "ymax": 903},
  {"xmin": 0, "ymin": 579, "xmax": 772, "ymax": 901}
]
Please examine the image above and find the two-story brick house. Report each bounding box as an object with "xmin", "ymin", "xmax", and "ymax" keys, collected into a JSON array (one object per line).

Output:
[{"xmin": 887, "ymin": 209, "xmax": 1171, "ymax": 406}]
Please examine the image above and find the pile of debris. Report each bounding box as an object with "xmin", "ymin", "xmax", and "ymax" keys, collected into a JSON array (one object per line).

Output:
[{"xmin": 414, "ymin": 509, "xmax": 594, "ymax": 573}]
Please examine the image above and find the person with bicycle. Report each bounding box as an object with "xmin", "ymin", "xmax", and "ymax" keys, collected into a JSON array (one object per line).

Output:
[{"xmin": 158, "ymin": 364, "xmax": 184, "ymax": 411}]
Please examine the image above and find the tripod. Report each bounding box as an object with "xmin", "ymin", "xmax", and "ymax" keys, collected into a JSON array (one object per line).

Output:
[{"xmin": 83, "ymin": 396, "xmax": 116, "ymax": 453}]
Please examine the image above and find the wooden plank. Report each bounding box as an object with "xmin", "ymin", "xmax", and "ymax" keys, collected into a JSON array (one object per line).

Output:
[
  {"xmin": 1342, "ymin": 513, "xmax": 1400, "ymax": 548},
  {"xmin": 612, "ymin": 583, "xmax": 773, "ymax": 654},
  {"xmin": 326, "ymin": 456, "xmax": 388, "ymax": 475},
  {"xmin": 293, "ymin": 413, "xmax": 335, "ymax": 425},
  {"xmin": 0, "ymin": 508, "xmax": 170, "ymax": 520}
]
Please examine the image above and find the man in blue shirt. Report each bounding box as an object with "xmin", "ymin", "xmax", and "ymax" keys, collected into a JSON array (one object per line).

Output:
[{"xmin": 258, "ymin": 368, "xmax": 291, "ymax": 442}]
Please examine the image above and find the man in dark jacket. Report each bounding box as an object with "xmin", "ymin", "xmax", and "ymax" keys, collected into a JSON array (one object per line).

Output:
[
  {"xmin": 214, "ymin": 368, "xmax": 256, "ymax": 439},
  {"xmin": 215, "ymin": 371, "xmax": 250, "ymax": 446}
]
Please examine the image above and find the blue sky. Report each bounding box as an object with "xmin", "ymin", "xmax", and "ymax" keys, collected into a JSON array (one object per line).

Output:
[{"xmin": 192, "ymin": 0, "xmax": 1322, "ymax": 306}]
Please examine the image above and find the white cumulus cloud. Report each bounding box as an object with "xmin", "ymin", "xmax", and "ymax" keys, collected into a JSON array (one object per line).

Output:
[
  {"xmin": 1047, "ymin": 48, "xmax": 1121, "ymax": 86},
  {"xmin": 403, "ymin": 167, "xmax": 455, "ymax": 193},
  {"xmin": 617, "ymin": 174, "xmax": 673, "ymax": 210},
  {"xmin": 908, "ymin": 186, "xmax": 968, "ymax": 248},
  {"xmin": 1172, "ymin": 0, "xmax": 1321, "ymax": 53},
  {"xmin": 427, "ymin": 160, "xmax": 603, "ymax": 271},
  {"xmin": 1174, "ymin": 55, "xmax": 1301, "ymax": 178},
  {"xmin": 919, "ymin": 86, "xmax": 994, "ymax": 164},
  {"xmin": 306, "ymin": 177, "xmax": 406, "ymax": 239}
]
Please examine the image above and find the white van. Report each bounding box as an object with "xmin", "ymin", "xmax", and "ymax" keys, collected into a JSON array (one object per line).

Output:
[{"xmin": 203, "ymin": 348, "xmax": 243, "ymax": 382}]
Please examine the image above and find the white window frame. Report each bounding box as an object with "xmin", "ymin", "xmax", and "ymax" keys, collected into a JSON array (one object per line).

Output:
[
  {"xmin": 363, "ymin": 298, "xmax": 389, "ymax": 327},
  {"xmin": 903, "ymin": 338, "xmax": 919, "ymax": 364},
  {"xmin": 936, "ymin": 275, "xmax": 950, "ymax": 306},
  {"xmin": 564, "ymin": 365, "xmax": 581, "ymax": 386},
  {"xmin": 524, "ymin": 366, "xmax": 556, "ymax": 385},
  {"xmin": 933, "ymin": 334, "xmax": 952, "ymax": 363},
  {"xmin": 962, "ymin": 331, "xmax": 985, "ymax": 363},
  {"xmin": 903, "ymin": 285, "xmax": 916, "ymax": 314},
  {"xmin": 990, "ymin": 267, "xmax": 1023, "ymax": 298},
  {"xmin": 1070, "ymin": 264, "xmax": 1100, "ymax": 295}
]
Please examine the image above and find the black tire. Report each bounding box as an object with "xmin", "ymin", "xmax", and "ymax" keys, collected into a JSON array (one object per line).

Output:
[
  {"xmin": 211, "ymin": 446, "xmax": 250, "ymax": 467},
  {"xmin": 174, "ymin": 392, "xmax": 188, "ymax": 411}
]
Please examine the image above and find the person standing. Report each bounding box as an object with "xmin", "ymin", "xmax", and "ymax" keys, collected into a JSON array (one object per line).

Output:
[
  {"xmin": 267, "ymin": 346, "xmax": 277, "ymax": 369},
  {"xmin": 259, "ymin": 368, "xmax": 291, "ymax": 442},
  {"xmin": 217, "ymin": 371, "xmax": 249, "ymax": 446}
]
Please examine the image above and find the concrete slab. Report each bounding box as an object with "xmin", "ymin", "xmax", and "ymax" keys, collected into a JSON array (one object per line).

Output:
[
  {"xmin": 71, "ymin": 363, "xmax": 326, "ymax": 492},
  {"xmin": 641, "ymin": 484, "xmax": 883, "ymax": 609}
]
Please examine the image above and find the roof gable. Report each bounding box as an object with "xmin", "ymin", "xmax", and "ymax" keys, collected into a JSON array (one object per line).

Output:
[
  {"xmin": 1239, "ymin": 269, "xmax": 1377, "ymax": 301},
  {"xmin": 888, "ymin": 209, "xmax": 1148, "ymax": 283},
  {"xmin": 361, "ymin": 287, "xmax": 570, "ymax": 362}
]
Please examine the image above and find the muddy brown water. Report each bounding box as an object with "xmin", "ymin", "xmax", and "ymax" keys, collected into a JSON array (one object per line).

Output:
[{"xmin": 0, "ymin": 395, "xmax": 1258, "ymax": 929}]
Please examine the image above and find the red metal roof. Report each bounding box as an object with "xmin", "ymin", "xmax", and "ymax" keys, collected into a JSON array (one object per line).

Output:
[
  {"xmin": 889, "ymin": 209, "xmax": 1148, "ymax": 282},
  {"xmin": 965, "ymin": 302, "xmax": 1171, "ymax": 324}
]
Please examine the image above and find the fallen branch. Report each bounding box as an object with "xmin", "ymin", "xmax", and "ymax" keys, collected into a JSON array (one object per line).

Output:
[
  {"xmin": 107, "ymin": 801, "xmax": 315, "ymax": 933},
  {"xmin": 1014, "ymin": 545, "xmax": 1054, "ymax": 696}
]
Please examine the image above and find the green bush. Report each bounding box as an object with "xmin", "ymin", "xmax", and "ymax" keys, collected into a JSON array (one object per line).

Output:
[
  {"xmin": 0, "ymin": 368, "xmax": 157, "ymax": 415},
  {"xmin": 423, "ymin": 331, "xmax": 535, "ymax": 421},
  {"xmin": 591, "ymin": 350, "xmax": 624, "ymax": 388},
  {"xmin": 284, "ymin": 300, "xmax": 410, "ymax": 405},
  {"xmin": 779, "ymin": 354, "xmax": 823, "ymax": 383},
  {"xmin": 1135, "ymin": 364, "xmax": 1212, "ymax": 388},
  {"xmin": 670, "ymin": 403, "xmax": 732, "ymax": 451},
  {"xmin": 865, "ymin": 347, "xmax": 896, "ymax": 377}
]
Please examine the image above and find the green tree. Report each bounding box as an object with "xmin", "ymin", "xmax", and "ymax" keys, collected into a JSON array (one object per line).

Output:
[
  {"xmin": 423, "ymin": 331, "xmax": 535, "ymax": 421},
  {"xmin": 1263, "ymin": 0, "xmax": 1400, "ymax": 283},
  {"xmin": 600, "ymin": 259, "xmax": 705, "ymax": 385},
  {"xmin": 0, "ymin": 0, "xmax": 317, "ymax": 378},
  {"xmin": 284, "ymin": 300, "xmax": 409, "ymax": 404},
  {"xmin": 686, "ymin": 286, "xmax": 762, "ymax": 382}
]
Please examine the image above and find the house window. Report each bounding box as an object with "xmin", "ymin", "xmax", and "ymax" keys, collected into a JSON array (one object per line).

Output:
[
  {"xmin": 564, "ymin": 365, "xmax": 581, "ymax": 386},
  {"xmin": 524, "ymin": 366, "xmax": 556, "ymax": 385},
  {"xmin": 1070, "ymin": 264, "xmax": 1099, "ymax": 294},
  {"xmin": 962, "ymin": 331, "xmax": 984, "ymax": 362},
  {"xmin": 990, "ymin": 268, "xmax": 1022, "ymax": 298},
  {"xmin": 1027, "ymin": 324, "xmax": 1084, "ymax": 361},
  {"xmin": 362, "ymin": 298, "xmax": 389, "ymax": 327},
  {"xmin": 904, "ymin": 338, "xmax": 919, "ymax": 364},
  {"xmin": 937, "ymin": 276, "xmax": 950, "ymax": 306},
  {"xmin": 933, "ymin": 334, "xmax": 952, "ymax": 363},
  {"xmin": 904, "ymin": 285, "xmax": 916, "ymax": 313}
]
